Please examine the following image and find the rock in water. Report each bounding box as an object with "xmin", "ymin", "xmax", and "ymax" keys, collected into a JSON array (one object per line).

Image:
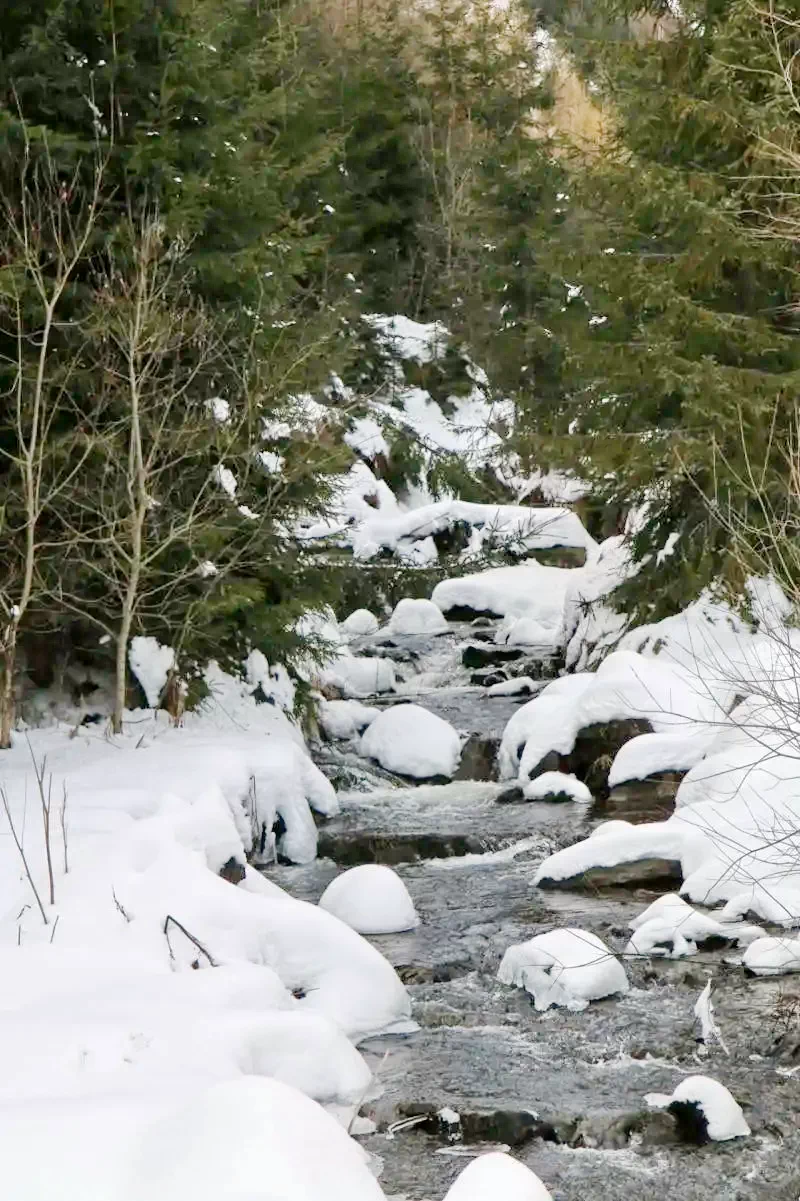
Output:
[
  {"xmin": 644, "ymin": 1076, "xmax": 750, "ymax": 1143},
  {"xmin": 498, "ymin": 928, "xmax": 629, "ymax": 1011},
  {"xmin": 360, "ymin": 703, "xmax": 462, "ymax": 779}
]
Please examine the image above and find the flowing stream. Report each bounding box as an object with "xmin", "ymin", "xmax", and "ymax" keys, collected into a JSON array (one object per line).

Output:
[{"xmin": 264, "ymin": 621, "xmax": 800, "ymax": 1201}]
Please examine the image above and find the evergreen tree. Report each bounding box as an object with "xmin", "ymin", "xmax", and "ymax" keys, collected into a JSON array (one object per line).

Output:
[{"xmin": 516, "ymin": 0, "xmax": 800, "ymax": 621}]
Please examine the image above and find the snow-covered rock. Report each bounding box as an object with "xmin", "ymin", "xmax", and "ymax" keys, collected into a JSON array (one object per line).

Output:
[
  {"xmin": 319, "ymin": 865, "xmax": 418, "ymax": 934},
  {"xmin": 388, "ymin": 597, "xmax": 448, "ymax": 636},
  {"xmin": 319, "ymin": 699, "xmax": 379, "ymax": 741},
  {"xmin": 341, "ymin": 609, "xmax": 380, "ymax": 638},
  {"xmin": 129, "ymin": 636, "xmax": 175, "ymax": 707},
  {"xmin": 444, "ymin": 1151, "xmax": 553, "ymax": 1200},
  {"xmin": 627, "ymin": 894, "xmax": 758, "ymax": 960},
  {"xmin": 522, "ymin": 772, "xmax": 591, "ymax": 803},
  {"xmin": 432, "ymin": 563, "xmax": 574, "ymax": 639},
  {"xmin": 645, "ymin": 1076, "xmax": 750, "ymax": 1142},
  {"xmin": 498, "ymin": 928, "xmax": 629, "ymax": 1011},
  {"xmin": 743, "ymin": 936, "xmax": 800, "ymax": 976},
  {"xmin": 124, "ymin": 1077, "xmax": 386, "ymax": 1201},
  {"xmin": 360, "ymin": 704, "xmax": 462, "ymax": 779},
  {"xmin": 322, "ymin": 653, "xmax": 396, "ymax": 698},
  {"xmin": 487, "ymin": 677, "xmax": 537, "ymax": 697}
]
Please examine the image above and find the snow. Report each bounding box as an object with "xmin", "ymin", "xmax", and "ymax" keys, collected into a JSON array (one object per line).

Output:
[
  {"xmin": 124, "ymin": 1077, "xmax": 386, "ymax": 1201},
  {"xmin": 0, "ymin": 673, "xmax": 418, "ymax": 1200},
  {"xmin": 433, "ymin": 563, "xmax": 576, "ymax": 649},
  {"xmin": 213, "ymin": 462, "xmax": 237, "ymax": 497},
  {"xmin": 128, "ymin": 637, "xmax": 175, "ymax": 707},
  {"xmin": 206, "ymin": 396, "xmax": 230, "ymax": 424},
  {"xmin": 645, "ymin": 1076, "xmax": 750, "ymax": 1141},
  {"xmin": 360, "ymin": 704, "xmax": 462, "ymax": 779},
  {"xmin": 443, "ymin": 1151, "xmax": 553, "ymax": 1200},
  {"xmin": 608, "ymin": 728, "xmax": 717, "ymax": 788},
  {"xmin": 522, "ymin": 772, "xmax": 591, "ymax": 803},
  {"xmin": 322, "ymin": 653, "xmax": 397, "ymax": 699},
  {"xmin": 388, "ymin": 597, "xmax": 449, "ymax": 636},
  {"xmin": 498, "ymin": 650, "xmax": 725, "ymax": 786},
  {"xmin": 497, "ymin": 928, "xmax": 629, "ymax": 1011},
  {"xmin": 742, "ymin": 936, "xmax": 800, "ymax": 976},
  {"xmin": 487, "ymin": 676, "xmax": 537, "ymax": 697},
  {"xmin": 345, "ymin": 415, "xmax": 390, "ymax": 460},
  {"xmin": 354, "ymin": 501, "xmax": 593, "ymax": 562},
  {"xmin": 319, "ymin": 699, "xmax": 379, "ymax": 741},
  {"xmin": 319, "ymin": 865, "xmax": 418, "ymax": 934},
  {"xmin": 626, "ymin": 894, "xmax": 762, "ymax": 959},
  {"xmin": 341, "ymin": 609, "xmax": 380, "ymax": 637}
]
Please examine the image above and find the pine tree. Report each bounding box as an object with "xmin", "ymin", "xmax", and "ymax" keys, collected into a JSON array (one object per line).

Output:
[{"xmin": 516, "ymin": 0, "xmax": 800, "ymax": 621}]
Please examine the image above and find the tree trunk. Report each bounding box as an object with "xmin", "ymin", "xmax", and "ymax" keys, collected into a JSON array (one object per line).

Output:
[
  {"xmin": 0, "ymin": 626, "xmax": 18, "ymax": 750},
  {"xmin": 112, "ymin": 614, "xmax": 132, "ymax": 735}
]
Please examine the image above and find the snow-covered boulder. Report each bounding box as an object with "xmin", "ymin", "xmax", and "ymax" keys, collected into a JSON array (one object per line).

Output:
[
  {"xmin": 626, "ymin": 893, "xmax": 762, "ymax": 959},
  {"xmin": 319, "ymin": 699, "xmax": 379, "ymax": 741},
  {"xmin": 498, "ymin": 928, "xmax": 628, "ymax": 1011},
  {"xmin": 341, "ymin": 608, "xmax": 380, "ymax": 638},
  {"xmin": 645, "ymin": 1076, "xmax": 750, "ymax": 1143},
  {"xmin": 323, "ymin": 652, "xmax": 396, "ymax": 698},
  {"xmin": 522, "ymin": 772, "xmax": 591, "ymax": 804},
  {"xmin": 124, "ymin": 1077, "xmax": 386, "ymax": 1201},
  {"xmin": 444, "ymin": 1151, "xmax": 553, "ymax": 1200},
  {"xmin": 388, "ymin": 596, "xmax": 448, "ymax": 636},
  {"xmin": 360, "ymin": 704, "xmax": 462, "ymax": 779},
  {"xmin": 487, "ymin": 677, "xmax": 537, "ymax": 698},
  {"xmin": 743, "ymin": 935, "xmax": 800, "ymax": 976},
  {"xmin": 320, "ymin": 865, "xmax": 418, "ymax": 934}
]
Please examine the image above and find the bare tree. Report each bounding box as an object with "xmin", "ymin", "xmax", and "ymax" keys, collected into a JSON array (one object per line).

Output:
[{"xmin": 0, "ymin": 129, "xmax": 106, "ymax": 747}]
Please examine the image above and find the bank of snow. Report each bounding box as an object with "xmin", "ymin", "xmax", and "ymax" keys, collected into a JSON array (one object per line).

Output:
[{"xmin": 0, "ymin": 674, "xmax": 412, "ymax": 1199}]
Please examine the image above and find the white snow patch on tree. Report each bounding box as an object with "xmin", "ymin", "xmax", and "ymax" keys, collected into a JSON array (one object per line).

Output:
[
  {"xmin": 319, "ymin": 864, "xmax": 418, "ymax": 934},
  {"xmin": 360, "ymin": 704, "xmax": 462, "ymax": 779},
  {"xmin": 498, "ymin": 928, "xmax": 628, "ymax": 1011},
  {"xmin": 443, "ymin": 1150, "xmax": 553, "ymax": 1200}
]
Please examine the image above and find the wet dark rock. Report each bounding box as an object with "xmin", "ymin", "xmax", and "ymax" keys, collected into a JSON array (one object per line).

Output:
[
  {"xmin": 603, "ymin": 771, "xmax": 686, "ymax": 823},
  {"xmin": 536, "ymin": 856, "xmax": 683, "ymax": 891},
  {"xmin": 440, "ymin": 605, "xmax": 499, "ymax": 621},
  {"xmin": 396, "ymin": 1103, "xmax": 557, "ymax": 1147},
  {"xmin": 525, "ymin": 718, "xmax": 654, "ymax": 798},
  {"xmin": 495, "ymin": 785, "xmax": 525, "ymax": 804},
  {"xmin": 431, "ymin": 520, "xmax": 473, "ymax": 557},
  {"xmin": 396, "ymin": 959, "xmax": 476, "ymax": 985},
  {"xmin": 454, "ymin": 734, "xmax": 499, "ymax": 782},
  {"xmin": 218, "ymin": 856, "xmax": 247, "ymax": 885},
  {"xmin": 461, "ymin": 644, "xmax": 525, "ymax": 669},
  {"xmin": 570, "ymin": 1109, "xmax": 680, "ymax": 1149},
  {"xmin": 317, "ymin": 830, "xmax": 503, "ymax": 866},
  {"xmin": 667, "ymin": 1099, "xmax": 713, "ymax": 1145},
  {"xmin": 470, "ymin": 670, "xmax": 508, "ymax": 687},
  {"xmin": 524, "ymin": 546, "xmax": 587, "ymax": 569}
]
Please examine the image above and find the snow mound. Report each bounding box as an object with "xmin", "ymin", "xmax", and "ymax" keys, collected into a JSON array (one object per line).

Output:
[
  {"xmin": 432, "ymin": 563, "xmax": 576, "ymax": 643},
  {"xmin": 320, "ymin": 865, "xmax": 418, "ymax": 934},
  {"xmin": 322, "ymin": 653, "xmax": 396, "ymax": 698},
  {"xmin": 388, "ymin": 597, "xmax": 448, "ymax": 636},
  {"xmin": 444, "ymin": 1151, "xmax": 553, "ymax": 1200},
  {"xmin": 125, "ymin": 1077, "xmax": 386, "ymax": 1201},
  {"xmin": 626, "ymin": 894, "xmax": 762, "ymax": 958},
  {"xmin": 129, "ymin": 636, "xmax": 175, "ymax": 707},
  {"xmin": 319, "ymin": 699, "xmax": 379, "ymax": 741},
  {"xmin": 360, "ymin": 704, "xmax": 462, "ymax": 779},
  {"xmin": 497, "ymin": 928, "xmax": 628, "ymax": 1011},
  {"xmin": 743, "ymin": 936, "xmax": 800, "ymax": 976},
  {"xmin": 499, "ymin": 650, "xmax": 724, "ymax": 785},
  {"xmin": 522, "ymin": 772, "xmax": 591, "ymax": 803},
  {"xmin": 609, "ymin": 728, "xmax": 717, "ymax": 788},
  {"xmin": 341, "ymin": 609, "xmax": 380, "ymax": 638},
  {"xmin": 645, "ymin": 1075, "xmax": 750, "ymax": 1142}
]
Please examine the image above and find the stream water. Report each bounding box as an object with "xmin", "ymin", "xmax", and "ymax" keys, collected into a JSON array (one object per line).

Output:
[{"xmin": 264, "ymin": 622, "xmax": 800, "ymax": 1201}]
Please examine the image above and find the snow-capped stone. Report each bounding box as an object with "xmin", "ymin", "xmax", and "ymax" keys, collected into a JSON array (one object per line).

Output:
[
  {"xmin": 498, "ymin": 928, "xmax": 628, "ymax": 1011},
  {"xmin": 323, "ymin": 653, "xmax": 396, "ymax": 698},
  {"xmin": 125, "ymin": 1077, "xmax": 386, "ymax": 1201},
  {"xmin": 645, "ymin": 1076, "xmax": 750, "ymax": 1142},
  {"xmin": 341, "ymin": 608, "xmax": 380, "ymax": 637},
  {"xmin": 388, "ymin": 596, "xmax": 448, "ymax": 636},
  {"xmin": 487, "ymin": 677, "xmax": 537, "ymax": 697},
  {"xmin": 360, "ymin": 704, "xmax": 462, "ymax": 779},
  {"xmin": 319, "ymin": 699, "xmax": 379, "ymax": 741},
  {"xmin": 522, "ymin": 772, "xmax": 591, "ymax": 803},
  {"xmin": 129, "ymin": 636, "xmax": 175, "ymax": 707},
  {"xmin": 443, "ymin": 1150, "xmax": 553, "ymax": 1200},
  {"xmin": 743, "ymin": 936, "xmax": 800, "ymax": 976},
  {"xmin": 319, "ymin": 865, "xmax": 418, "ymax": 934}
]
